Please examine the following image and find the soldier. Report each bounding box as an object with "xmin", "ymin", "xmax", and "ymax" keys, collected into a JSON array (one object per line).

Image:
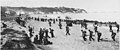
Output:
[
  {"xmin": 96, "ymin": 31, "xmax": 102, "ymax": 42},
  {"xmin": 59, "ymin": 18, "xmax": 61, "ymax": 22},
  {"xmin": 81, "ymin": 30, "xmax": 87, "ymax": 41},
  {"xmin": 28, "ymin": 26, "xmax": 33, "ymax": 38},
  {"xmin": 42, "ymin": 36, "xmax": 53, "ymax": 45},
  {"xmin": 59, "ymin": 19, "xmax": 62, "ymax": 27},
  {"xmin": 66, "ymin": 26, "xmax": 70, "ymax": 35},
  {"xmin": 56, "ymin": 19, "xmax": 58, "ymax": 22},
  {"xmin": 109, "ymin": 24, "xmax": 112, "ymax": 32},
  {"xmin": 84, "ymin": 23, "xmax": 88, "ymax": 29},
  {"xmin": 88, "ymin": 30, "xmax": 94, "ymax": 41},
  {"xmin": 35, "ymin": 17, "xmax": 37, "ymax": 21},
  {"xmin": 39, "ymin": 28, "xmax": 44, "ymax": 44},
  {"xmin": 53, "ymin": 19, "xmax": 55, "ymax": 24},
  {"xmin": 40, "ymin": 18, "xmax": 42, "ymax": 21},
  {"xmin": 111, "ymin": 30, "xmax": 116, "ymax": 41},
  {"xmin": 81, "ymin": 22, "xmax": 83, "ymax": 28},
  {"xmin": 33, "ymin": 35, "xmax": 39, "ymax": 44},
  {"xmin": 93, "ymin": 22, "xmax": 98, "ymax": 33},
  {"xmin": 49, "ymin": 28, "xmax": 55, "ymax": 38},
  {"xmin": 37, "ymin": 17, "xmax": 39, "ymax": 21},
  {"xmin": 31, "ymin": 17, "xmax": 33, "ymax": 19},
  {"xmin": 59, "ymin": 22, "xmax": 62, "ymax": 29},
  {"xmin": 116, "ymin": 24, "xmax": 119, "ymax": 33},
  {"xmin": 49, "ymin": 21, "xmax": 52, "ymax": 27},
  {"xmin": 81, "ymin": 21, "xmax": 85, "ymax": 28},
  {"xmin": 45, "ymin": 29, "xmax": 50, "ymax": 38}
]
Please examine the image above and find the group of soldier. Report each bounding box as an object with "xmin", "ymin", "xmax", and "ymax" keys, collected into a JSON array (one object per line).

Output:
[
  {"xmin": 80, "ymin": 21, "xmax": 119, "ymax": 42},
  {"xmin": 20, "ymin": 16, "xmax": 120, "ymax": 43},
  {"xmin": 1, "ymin": 15, "xmax": 119, "ymax": 46},
  {"xmin": 28, "ymin": 26, "xmax": 54, "ymax": 45}
]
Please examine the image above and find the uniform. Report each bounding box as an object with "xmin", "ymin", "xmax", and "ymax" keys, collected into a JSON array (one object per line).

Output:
[
  {"xmin": 116, "ymin": 24, "xmax": 119, "ymax": 32},
  {"xmin": 81, "ymin": 30, "xmax": 87, "ymax": 41},
  {"xmin": 111, "ymin": 31, "xmax": 116, "ymax": 41},
  {"xmin": 109, "ymin": 25, "xmax": 112, "ymax": 32},
  {"xmin": 84, "ymin": 23, "xmax": 88, "ymax": 29},
  {"xmin": 93, "ymin": 24, "xmax": 98, "ymax": 33},
  {"xmin": 45, "ymin": 29, "xmax": 50, "ymax": 38},
  {"xmin": 97, "ymin": 31, "xmax": 102, "ymax": 42},
  {"xmin": 49, "ymin": 28, "xmax": 55, "ymax": 37},
  {"xmin": 53, "ymin": 19, "xmax": 55, "ymax": 24},
  {"xmin": 28, "ymin": 27, "xmax": 33, "ymax": 37},
  {"xmin": 49, "ymin": 21, "xmax": 52, "ymax": 27},
  {"xmin": 89, "ymin": 30, "xmax": 94, "ymax": 41},
  {"xmin": 66, "ymin": 26, "xmax": 70, "ymax": 35},
  {"xmin": 33, "ymin": 35, "xmax": 39, "ymax": 44},
  {"xmin": 59, "ymin": 23, "xmax": 62, "ymax": 29},
  {"xmin": 39, "ymin": 28, "xmax": 44, "ymax": 44}
]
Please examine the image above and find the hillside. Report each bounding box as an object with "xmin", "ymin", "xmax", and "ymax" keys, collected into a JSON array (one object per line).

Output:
[{"xmin": 1, "ymin": 6, "xmax": 87, "ymax": 14}]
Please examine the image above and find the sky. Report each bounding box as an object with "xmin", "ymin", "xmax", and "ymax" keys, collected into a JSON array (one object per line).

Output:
[{"xmin": 0, "ymin": 0, "xmax": 120, "ymax": 12}]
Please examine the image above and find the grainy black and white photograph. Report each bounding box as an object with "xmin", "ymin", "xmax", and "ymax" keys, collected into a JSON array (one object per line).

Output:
[{"xmin": 0, "ymin": 0, "xmax": 120, "ymax": 50}]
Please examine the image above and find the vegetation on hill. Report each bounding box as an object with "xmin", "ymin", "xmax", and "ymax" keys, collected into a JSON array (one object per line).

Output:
[
  {"xmin": 1, "ymin": 6, "xmax": 87, "ymax": 14},
  {"xmin": 1, "ymin": 7, "xmax": 16, "ymax": 17}
]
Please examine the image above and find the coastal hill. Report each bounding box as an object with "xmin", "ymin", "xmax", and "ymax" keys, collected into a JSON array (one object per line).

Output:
[{"xmin": 1, "ymin": 6, "xmax": 87, "ymax": 14}]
